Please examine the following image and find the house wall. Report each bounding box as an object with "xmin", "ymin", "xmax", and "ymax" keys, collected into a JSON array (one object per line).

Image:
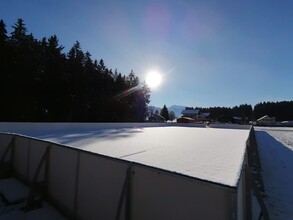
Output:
[
  {"xmin": 257, "ymin": 116, "xmax": 276, "ymax": 126},
  {"xmin": 0, "ymin": 133, "xmax": 240, "ymax": 220}
]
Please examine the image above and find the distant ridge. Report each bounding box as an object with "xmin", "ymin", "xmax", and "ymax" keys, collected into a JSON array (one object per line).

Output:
[
  {"xmin": 148, "ymin": 105, "xmax": 186, "ymax": 118},
  {"xmin": 168, "ymin": 105, "xmax": 186, "ymax": 118},
  {"xmin": 150, "ymin": 100, "xmax": 293, "ymax": 121}
]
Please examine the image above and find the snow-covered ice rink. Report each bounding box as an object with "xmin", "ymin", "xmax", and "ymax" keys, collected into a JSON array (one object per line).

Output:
[
  {"xmin": 0, "ymin": 123, "xmax": 251, "ymax": 219},
  {"xmin": 16, "ymin": 125, "xmax": 249, "ymax": 187},
  {"xmin": 2, "ymin": 123, "xmax": 292, "ymax": 219}
]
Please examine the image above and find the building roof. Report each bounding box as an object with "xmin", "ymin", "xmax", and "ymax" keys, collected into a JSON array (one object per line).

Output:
[
  {"xmin": 148, "ymin": 114, "xmax": 165, "ymax": 121},
  {"xmin": 181, "ymin": 109, "xmax": 200, "ymax": 115},
  {"xmin": 257, "ymin": 115, "xmax": 275, "ymax": 121},
  {"xmin": 202, "ymin": 112, "xmax": 210, "ymax": 117},
  {"xmin": 7, "ymin": 124, "xmax": 250, "ymax": 187},
  {"xmin": 153, "ymin": 113, "xmax": 165, "ymax": 120},
  {"xmin": 176, "ymin": 117, "xmax": 196, "ymax": 123}
]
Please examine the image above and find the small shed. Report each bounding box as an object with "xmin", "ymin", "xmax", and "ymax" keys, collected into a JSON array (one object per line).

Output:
[
  {"xmin": 176, "ymin": 117, "xmax": 196, "ymax": 123},
  {"xmin": 148, "ymin": 113, "xmax": 165, "ymax": 122},
  {"xmin": 181, "ymin": 109, "xmax": 200, "ymax": 119},
  {"xmin": 257, "ymin": 115, "xmax": 276, "ymax": 126}
]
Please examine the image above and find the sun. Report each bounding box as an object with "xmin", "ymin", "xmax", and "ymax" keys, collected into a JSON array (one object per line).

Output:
[{"xmin": 145, "ymin": 70, "xmax": 162, "ymax": 89}]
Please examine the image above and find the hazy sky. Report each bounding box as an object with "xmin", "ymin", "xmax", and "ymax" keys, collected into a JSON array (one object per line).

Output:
[{"xmin": 1, "ymin": 0, "xmax": 293, "ymax": 108}]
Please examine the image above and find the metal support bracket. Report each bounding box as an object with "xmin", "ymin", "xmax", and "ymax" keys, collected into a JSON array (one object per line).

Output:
[
  {"xmin": 24, "ymin": 144, "xmax": 51, "ymax": 212},
  {"xmin": 0, "ymin": 136, "xmax": 15, "ymax": 179},
  {"xmin": 116, "ymin": 166, "xmax": 132, "ymax": 220}
]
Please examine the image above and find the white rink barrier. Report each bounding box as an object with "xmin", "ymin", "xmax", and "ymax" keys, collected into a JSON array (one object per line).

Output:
[
  {"xmin": 1, "ymin": 124, "xmax": 271, "ymax": 219},
  {"xmin": 0, "ymin": 132, "xmax": 248, "ymax": 220}
]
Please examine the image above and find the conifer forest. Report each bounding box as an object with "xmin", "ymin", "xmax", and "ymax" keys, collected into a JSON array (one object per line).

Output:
[{"xmin": 0, "ymin": 19, "xmax": 150, "ymax": 122}]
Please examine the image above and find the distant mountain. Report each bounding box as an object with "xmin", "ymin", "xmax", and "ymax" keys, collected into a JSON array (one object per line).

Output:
[
  {"xmin": 168, "ymin": 105, "xmax": 185, "ymax": 118},
  {"xmin": 148, "ymin": 106, "xmax": 162, "ymax": 115},
  {"xmin": 148, "ymin": 105, "xmax": 185, "ymax": 118}
]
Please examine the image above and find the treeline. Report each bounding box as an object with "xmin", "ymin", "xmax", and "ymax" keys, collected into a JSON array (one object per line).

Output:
[
  {"xmin": 254, "ymin": 101, "xmax": 293, "ymax": 121},
  {"xmin": 0, "ymin": 19, "xmax": 150, "ymax": 122},
  {"xmin": 198, "ymin": 101, "xmax": 293, "ymax": 121},
  {"xmin": 197, "ymin": 104, "xmax": 253, "ymax": 121}
]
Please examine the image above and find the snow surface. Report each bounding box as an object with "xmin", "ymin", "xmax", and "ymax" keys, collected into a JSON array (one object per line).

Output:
[
  {"xmin": 17, "ymin": 126, "xmax": 249, "ymax": 187},
  {"xmin": 0, "ymin": 178, "xmax": 65, "ymax": 220},
  {"xmin": 255, "ymin": 127, "xmax": 293, "ymax": 220},
  {"xmin": 0, "ymin": 178, "xmax": 29, "ymax": 204}
]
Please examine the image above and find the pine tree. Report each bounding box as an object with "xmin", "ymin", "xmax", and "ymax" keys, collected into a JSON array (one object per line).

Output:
[
  {"xmin": 0, "ymin": 19, "xmax": 8, "ymax": 44},
  {"xmin": 0, "ymin": 20, "xmax": 9, "ymax": 121},
  {"xmin": 160, "ymin": 105, "xmax": 169, "ymax": 121},
  {"xmin": 0, "ymin": 19, "xmax": 8, "ymax": 66},
  {"xmin": 10, "ymin": 18, "xmax": 28, "ymax": 43},
  {"xmin": 9, "ymin": 19, "xmax": 40, "ymax": 121},
  {"xmin": 38, "ymin": 35, "xmax": 68, "ymax": 121}
]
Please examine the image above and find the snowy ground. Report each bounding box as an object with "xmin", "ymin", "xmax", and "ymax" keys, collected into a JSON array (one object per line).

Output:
[
  {"xmin": 0, "ymin": 178, "xmax": 65, "ymax": 220},
  {"xmin": 255, "ymin": 127, "xmax": 293, "ymax": 220}
]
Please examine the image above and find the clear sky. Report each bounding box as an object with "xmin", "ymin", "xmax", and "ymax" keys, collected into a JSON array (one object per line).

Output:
[{"xmin": 1, "ymin": 0, "xmax": 293, "ymax": 108}]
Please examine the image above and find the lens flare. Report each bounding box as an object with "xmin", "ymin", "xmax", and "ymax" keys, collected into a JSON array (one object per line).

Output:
[{"xmin": 112, "ymin": 84, "xmax": 143, "ymax": 100}]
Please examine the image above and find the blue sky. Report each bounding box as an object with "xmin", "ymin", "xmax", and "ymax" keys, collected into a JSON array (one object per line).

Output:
[{"xmin": 1, "ymin": 0, "xmax": 293, "ymax": 108}]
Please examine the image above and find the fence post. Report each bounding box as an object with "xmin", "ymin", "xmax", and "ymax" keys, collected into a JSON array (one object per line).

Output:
[
  {"xmin": 0, "ymin": 135, "xmax": 16, "ymax": 179},
  {"xmin": 116, "ymin": 166, "xmax": 132, "ymax": 220},
  {"xmin": 24, "ymin": 144, "xmax": 51, "ymax": 211}
]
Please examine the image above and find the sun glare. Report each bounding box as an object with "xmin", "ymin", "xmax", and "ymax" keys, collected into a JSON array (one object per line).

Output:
[{"xmin": 145, "ymin": 70, "xmax": 162, "ymax": 89}]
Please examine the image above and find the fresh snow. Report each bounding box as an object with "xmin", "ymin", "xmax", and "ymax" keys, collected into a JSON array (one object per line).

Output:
[
  {"xmin": 0, "ymin": 178, "xmax": 29, "ymax": 204},
  {"xmin": 17, "ymin": 126, "xmax": 249, "ymax": 187},
  {"xmin": 0, "ymin": 178, "xmax": 65, "ymax": 220},
  {"xmin": 255, "ymin": 127, "xmax": 293, "ymax": 220},
  {"xmin": 256, "ymin": 127, "xmax": 293, "ymax": 150}
]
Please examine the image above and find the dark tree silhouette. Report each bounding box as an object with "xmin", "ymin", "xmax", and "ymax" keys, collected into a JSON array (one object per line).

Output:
[
  {"xmin": 0, "ymin": 18, "xmax": 151, "ymax": 122},
  {"xmin": 160, "ymin": 105, "xmax": 169, "ymax": 121},
  {"xmin": 10, "ymin": 18, "xmax": 27, "ymax": 43},
  {"xmin": 0, "ymin": 20, "xmax": 7, "ymax": 43},
  {"xmin": 0, "ymin": 19, "xmax": 9, "ymax": 121},
  {"xmin": 199, "ymin": 104, "xmax": 253, "ymax": 123},
  {"xmin": 254, "ymin": 101, "xmax": 293, "ymax": 121}
]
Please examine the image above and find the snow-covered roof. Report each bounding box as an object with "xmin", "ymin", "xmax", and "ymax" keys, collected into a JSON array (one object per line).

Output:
[
  {"xmin": 181, "ymin": 109, "xmax": 200, "ymax": 115},
  {"xmin": 202, "ymin": 112, "xmax": 210, "ymax": 117},
  {"xmin": 152, "ymin": 113, "xmax": 165, "ymax": 119},
  {"xmin": 257, "ymin": 115, "xmax": 275, "ymax": 121},
  {"xmin": 19, "ymin": 125, "xmax": 249, "ymax": 187},
  {"xmin": 281, "ymin": 120, "xmax": 293, "ymax": 124},
  {"xmin": 178, "ymin": 117, "xmax": 195, "ymax": 120}
]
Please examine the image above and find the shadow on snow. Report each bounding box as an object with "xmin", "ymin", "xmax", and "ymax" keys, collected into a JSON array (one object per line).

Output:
[{"xmin": 255, "ymin": 131, "xmax": 293, "ymax": 219}]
